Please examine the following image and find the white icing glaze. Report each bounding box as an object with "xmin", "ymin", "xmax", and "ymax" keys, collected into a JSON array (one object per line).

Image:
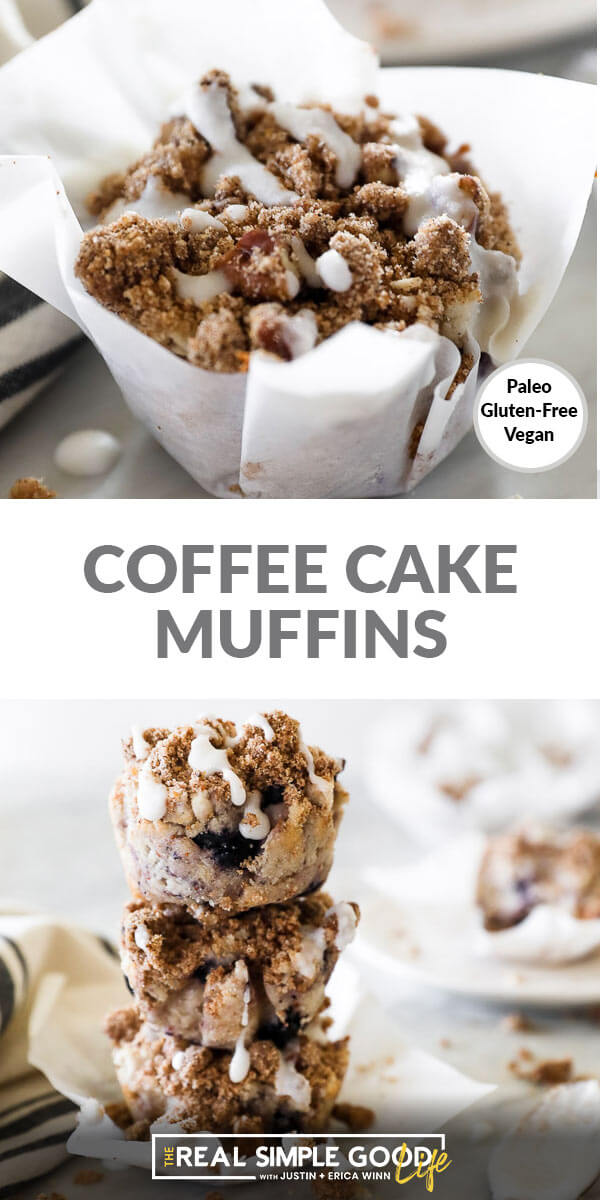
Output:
[
  {"xmin": 223, "ymin": 204, "xmax": 250, "ymax": 221},
  {"xmin": 130, "ymin": 726, "xmax": 150, "ymax": 761},
  {"xmin": 229, "ymin": 1030, "xmax": 251, "ymax": 1083},
  {"xmin": 180, "ymin": 207, "xmax": 226, "ymax": 232},
  {"xmin": 403, "ymin": 171, "xmax": 471, "ymax": 237},
  {"xmin": 328, "ymin": 902, "xmax": 358, "ymax": 951},
  {"xmin": 189, "ymin": 721, "xmax": 246, "ymax": 806},
  {"xmin": 269, "ymin": 102, "xmax": 361, "ymax": 189},
  {"xmin": 275, "ymin": 1049, "xmax": 311, "ymax": 1111},
  {"xmin": 137, "ymin": 759, "xmax": 168, "ymax": 821},
  {"xmin": 185, "ymin": 80, "xmax": 298, "ymax": 207},
  {"xmin": 239, "ymin": 789, "xmax": 271, "ymax": 841},
  {"xmin": 54, "ymin": 429, "xmax": 121, "ymax": 477},
  {"xmin": 173, "ymin": 267, "xmax": 231, "ymax": 305},
  {"xmin": 190, "ymin": 785, "xmax": 213, "ymax": 824},
  {"xmin": 229, "ymin": 961, "xmax": 251, "ymax": 1082},
  {"xmin": 316, "ymin": 249, "xmax": 352, "ymax": 293},
  {"xmin": 285, "ymin": 269, "xmax": 301, "ymax": 299},
  {"xmin": 298, "ymin": 729, "xmax": 331, "ymax": 799},
  {"xmin": 469, "ymin": 238, "xmax": 518, "ymax": 353},
  {"xmin": 293, "ymin": 927, "xmax": 326, "ymax": 978},
  {"xmin": 281, "ymin": 310, "xmax": 318, "ymax": 359},
  {"xmin": 134, "ymin": 925, "xmax": 150, "ymax": 951},
  {"xmin": 245, "ymin": 713, "xmax": 275, "ymax": 741},
  {"xmin": 103, "ymin": 177, "xmax": 190, "ymax": 225},
  {"xmin": 171, "ymin": 1050, "xmax": 186, "ymax": 1071}
]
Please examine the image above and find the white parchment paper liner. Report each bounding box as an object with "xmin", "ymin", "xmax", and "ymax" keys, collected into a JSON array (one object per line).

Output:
[
  {"xmin": 0, "ymin": 0, "xmax": 595, "ymax": 496},
  {"xmin": 355, "ymin": 835, "xmax": 600, "ymax": 1006},
  {"xmin": 16, "ymin": 940, "xmax": 492, "ymax": 1170},
  {"xmin": 364, "ymin": 700, "xmax": 600, "ymax": 848}
]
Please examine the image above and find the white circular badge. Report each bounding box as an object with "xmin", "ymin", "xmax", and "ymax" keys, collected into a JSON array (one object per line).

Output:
[{"xmin": 474, "ymin": 359, "xmax": 588, "ymax": 473}]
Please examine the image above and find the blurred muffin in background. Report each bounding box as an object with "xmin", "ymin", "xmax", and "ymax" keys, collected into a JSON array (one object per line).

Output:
[{"xmin": 365, "ymin": 701, "xmax": 600, "ymax": 846}]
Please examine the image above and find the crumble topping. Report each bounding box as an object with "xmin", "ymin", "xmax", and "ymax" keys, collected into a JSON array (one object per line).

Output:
[
  {"xmin": 9, "ymin": 476, "xmax": 56, "ymax": 498},
  {"xmin": 76, "ymin": 71, "xmax": 519, "ymax": 381}
]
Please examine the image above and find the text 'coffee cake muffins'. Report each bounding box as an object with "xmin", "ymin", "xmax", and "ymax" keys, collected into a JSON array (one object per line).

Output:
[
  {"xmin": 477, "ymin": 827, "xmax": 600, "ymax": 933},
  {"xmin": 76, "ymin": 70, "xmax": 519, "ymax": 383},
  {"xmin": 106, "ymin": 1007, "xmax": 349, "ymax": 1134},
  {"xmin": 110, "ymin": 711, "xmax": 347, "ymax": 914},
  {"xmin": 121, "ymin": 893, "xmax": 359, "ymax": 1046}
]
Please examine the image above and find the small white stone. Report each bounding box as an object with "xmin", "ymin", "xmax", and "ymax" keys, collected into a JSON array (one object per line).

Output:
[{"xmin": 54, "ymin": 430, "xmax": 121, "ymax": 477}]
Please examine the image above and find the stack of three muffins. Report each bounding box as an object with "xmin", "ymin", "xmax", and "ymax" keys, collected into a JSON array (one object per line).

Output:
[{"xmin": 105, "ymin": 710, "xmax": 359, "ymax": 1134}]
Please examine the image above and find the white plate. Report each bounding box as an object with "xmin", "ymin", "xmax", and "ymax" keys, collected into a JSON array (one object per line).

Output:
[
  {"xmin": 353, "ymin": 838, "xmax": 600, "ymax": 1008},
  {"xmin": 326, "ymin": 0, "xmax": 596, "ymax": 63}
]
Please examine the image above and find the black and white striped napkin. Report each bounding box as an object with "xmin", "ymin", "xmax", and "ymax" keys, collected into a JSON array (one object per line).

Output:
[
  {"xmin": 0, "ymin": 0, "xmax": 88, "ymax": 434},
  {"xmin": 0, "ymin": 914, "xmax": 118, "ymax": 1194}
]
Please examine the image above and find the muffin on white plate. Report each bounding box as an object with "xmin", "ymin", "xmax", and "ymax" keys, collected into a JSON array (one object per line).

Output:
[{"xmin": 365, "ymin": 701, "xmax": 600, "ymax": 846}]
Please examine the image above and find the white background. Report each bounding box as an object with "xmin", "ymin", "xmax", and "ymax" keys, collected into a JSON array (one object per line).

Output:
[{"xmin": 2, "ymin": 497, "xmax": 597, "ymax": 699}]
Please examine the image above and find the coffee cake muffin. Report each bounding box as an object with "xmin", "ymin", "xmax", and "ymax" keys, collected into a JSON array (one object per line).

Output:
[
  {"xmin": 109, "ymin": 711, "xmax": 347, "ymax": 914},
  {"xmin": 106, "ymin": 1007, "xmax": 348, "ymax": 1134},
  {"xmin": 477, "ymin": 827, "xmax": 600, "ymax": 932},
  {"xmin": 120, "ymin": 893, "xmax": 359, "ymax": 1045},
  {"xmin": 75, "ymin": 70, "xmax": 519, "ymax": 392}
]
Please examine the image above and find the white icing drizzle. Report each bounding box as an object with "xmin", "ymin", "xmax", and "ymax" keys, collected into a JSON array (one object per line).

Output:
[
  {"xmin": 131, "ymin": 725, "xmax": 150, "ymax": 761},
  {"xmin": 269, "ymin": 102, "xmax": 361, "ymax": 189},
  {"xmin": 275, "ymin": 1048, "xmax": 311, "ymax": 1111},
  {"xmin": 171, "ymin": 1051, "xmax": 186, "ymax": 1071},
  {"xmin": 291, "ymin": 237, "xmax": 322, "ymax": 289},
  {"xmin": 103, "ymin": 177, "xmax": 190, "ymax": 225},
  {"xmin": 185, "ymin": 80, "xmax": 298, "ymax": 207},
  {"xmin": 245, "ymin": 713, "xmax": 275, "ymax": 741},
  {"xmin": 173, "ymin": 267, "xmax": 232, "ymax": 305},
  {"xmin": 293, "ymin": 927, "xmax": 326, "ymax": 978},
  {"xmin": 470, "ymin": 237, "xmax": 518, "ymax": 353},
  {"xmin": 229, "ymin": 961, "xmax": 251, "ymax": 1083},
  {"xmin": 298, "ymin": 729, "xmax": 330, "ymax": 799},
  {"xmin": 229, "ymin": 1031, "xmax": 250, "ymax": 1083},
  {"xmin": 180, "ymin": 207, "xmax": 226, "ymax": 232},
  {"xmin": 137, "ymin": 759, "xmax": 168, "ymax": 820},
  {"xmin": 239, "ymin": 789, "xmax": 271, "ymax": 842},
  {"xmin": 316, "ymin": 249, "xmax": 352, "ymax": 293},
  {"xmin": 189, "ymin": 721, "xmax": 246, "ymax": 806},
  {"xmin": 327, "ymin": 902, "xmax": 358, "ymax": 951},
  {"xmin": 134, "ymin": 925, "xmax": 150, "ymax": 951}
]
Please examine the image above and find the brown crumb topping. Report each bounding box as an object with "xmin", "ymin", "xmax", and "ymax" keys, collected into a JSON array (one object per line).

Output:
[
  {"xmin": 9, "ymin": 476, "xmax": 56, "ymax": 498},
  {"xmin": 76, "ymin": 71, "xmax": 518, "ymax": 380}
]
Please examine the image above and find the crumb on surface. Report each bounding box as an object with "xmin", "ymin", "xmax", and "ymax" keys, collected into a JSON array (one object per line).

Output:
[{"xmin": 502, "ymin": 1012, "xmax": 537, "ymax": 1034}]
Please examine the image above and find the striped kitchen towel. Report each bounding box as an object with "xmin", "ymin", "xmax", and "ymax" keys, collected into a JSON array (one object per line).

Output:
[
  {"xmin": 0, "ymin": 0, "xmax": 88, "ymax": 433},
  {"xmin": 0, "ymin": 912, "xmax": 119, "ymax": 1193}
]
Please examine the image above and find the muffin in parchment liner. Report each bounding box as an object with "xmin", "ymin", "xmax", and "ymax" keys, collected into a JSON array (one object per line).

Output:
[{"xmin": 0, "ymin": 0, "xmax": 594, "ymax": 497}]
